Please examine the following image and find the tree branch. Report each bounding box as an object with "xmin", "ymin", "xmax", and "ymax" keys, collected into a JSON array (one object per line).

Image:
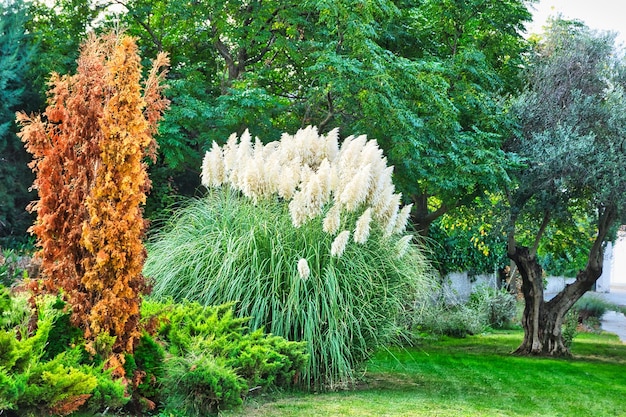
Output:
[
  {"xmin": 318, "ymin": 92, "xmax": 334, "ymax": 131},
  {"xmin": 112, "ymin": 0, "xmax": 163, "ymax": 51},
  {"xmin": 530, "ymin": 210, "xmax": 551, "ymax": 257}
]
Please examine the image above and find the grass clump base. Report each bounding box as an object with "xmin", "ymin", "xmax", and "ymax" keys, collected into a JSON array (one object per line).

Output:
[{"xmin": 145, "ymin": 188, "xmax": 434, "ymax": 390}]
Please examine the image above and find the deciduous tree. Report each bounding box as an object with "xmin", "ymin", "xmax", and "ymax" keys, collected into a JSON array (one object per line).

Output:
[{"xmin": 119, "ymin": 0, "xmax": 533, "ymax": 234}]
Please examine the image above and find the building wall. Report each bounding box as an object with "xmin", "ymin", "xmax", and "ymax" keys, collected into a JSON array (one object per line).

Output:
[
  {"xmin": 611, "ymin": 230, "xmax": 626, "ymax": 290},
  {"xmin": 443, "ymin": 229, "xmax": 626, "ymax": 300}
]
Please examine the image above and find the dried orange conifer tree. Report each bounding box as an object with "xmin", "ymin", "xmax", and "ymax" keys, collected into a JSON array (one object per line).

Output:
[{"xmin": 17, "ymin": 32, "xmax": 168, "ymax": 376}]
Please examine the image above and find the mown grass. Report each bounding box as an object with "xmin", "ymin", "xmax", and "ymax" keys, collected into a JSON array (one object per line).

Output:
[{"xmin": 222, "ymin": 330, "xmax": 626, "ymax": 417}]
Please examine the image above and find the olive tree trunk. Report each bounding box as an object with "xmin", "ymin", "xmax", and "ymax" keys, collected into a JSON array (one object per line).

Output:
[{"xmin": 509, "ymin": 206, "xmax": 616, "ymax": 356}]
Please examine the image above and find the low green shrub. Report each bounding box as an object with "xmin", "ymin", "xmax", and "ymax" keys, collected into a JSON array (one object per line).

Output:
[
  {"xmin": 124, "ymin": 333, "xmax": 166, "ymax": 412},
  {"xmin": 162, "ymin": 349, "xmax": 246, "ymax": 417},
  {"xmin": 84, "ymin": 367, "xmax": 129, "ymax": 413},
  {"xmin": 416, "ymin": 302, "xmax": 484, "ymax": 338},
  {"xmin": 18, "ymin": 354, "xmax": 98, "ymax": 416},
  {"xmin": 2, "ymin": 284, "xmax": 308, "ymax": 416},
  {"xmin": 0, "ymin": 286, "xmax": 128, "ymax": 416},
  {"xmin": 145, "ymin": 299, "xmax": 308, "ymax": 392},
  {"xmin": 469, "ymin": 285, "xmax": 517, "ymax": 329},
  {"xmin": 415, "ymin": 284, "xmax": 517, "ymax": 338},
  {"xmin": 574, "ymin": 294, "xmax": 616, "ymax": 324}
]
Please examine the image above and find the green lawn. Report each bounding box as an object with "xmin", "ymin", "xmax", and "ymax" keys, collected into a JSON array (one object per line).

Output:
[{"xmin": 223, "ymin": 331, "xmax": 626, "ymax": 417}]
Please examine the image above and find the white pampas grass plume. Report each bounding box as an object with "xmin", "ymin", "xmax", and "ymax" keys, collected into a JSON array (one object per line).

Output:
[
  {"xmin": 289, "ymin": 191, "xmax": 308, "ymax": 227},
  {"xmin": 396, "ymin": 235, "xmax": 413, "ymax": 258},
  {"xmin": 331, "ymin": 230, "xmax": 350, "ymax": 257},
  {"xmin": 323, "ymin": 204, "xmax": 341, "ymax": 235},
  {"xmin": 298, "ymin": 258, "xmax": 310, "ymax": 280},
  {"xmin": 237, "ymin": 129, "xmax": 253, "ymax": 160},
  {"xmin": 201, "ymin": 141, "xmax": 225, "ymax": 188},
  {"xmin": 200, "ymin": 125, "xmax": 407, "ymax": 258},
  {"xmin": 339, "ymin": 163, "xmax": 372, "ymax": 211},
  {"xmin": 240, "ymin": 155, "xmax": 266, "ymax": 203},
  {"xmin": 393, "ymin": 203, "xmax": 413, "ymax": 235},
  {"xmin": 354, "ymin": 208, "xmax": 372, "ymax": 244},
  {"xmin": 303, "ymin": 173, "xmax": 325, "ymax": 220},
  {"xmin": 383, "ymin": 193, "xmax": 402, "ymax": 237},
  {"xmin": 317, "ymin": 159, "xmax": 332, "ymax": 200},
  {"xmin": 324, "ymin": 128, "xmax": 340, "ymax": 162},
  {"xmin": 277, "ymin": 163, "xmax": 300, "ymax": 200},
  {"xmin": 222, "ymin": 132, "xmax": 239, "ymax": 173}
]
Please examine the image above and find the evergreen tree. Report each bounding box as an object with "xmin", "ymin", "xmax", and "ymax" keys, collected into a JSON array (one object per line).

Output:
[
  {"xmin": 0, "ymin": 0, "xmax": 35, "ymax": 246},
  {"xmin": 18, "ymin": 32, "xmax": 169, "ymax": 376}
]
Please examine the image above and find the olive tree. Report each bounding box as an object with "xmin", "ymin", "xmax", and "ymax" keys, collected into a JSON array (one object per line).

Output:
[{"xmin": 505, "ymin": 18, "xmax": 626, "ymax": 355}]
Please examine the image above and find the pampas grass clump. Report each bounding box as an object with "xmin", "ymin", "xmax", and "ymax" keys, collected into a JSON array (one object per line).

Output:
[{"xmin": 145, "ymin": 126, "xmax": 434, "ymax": 389}]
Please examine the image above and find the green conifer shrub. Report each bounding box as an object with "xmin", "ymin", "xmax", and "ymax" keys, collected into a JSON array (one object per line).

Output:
[{"xmin": 0, "ymin": 286, "xmax": 128, "ymax": 415}]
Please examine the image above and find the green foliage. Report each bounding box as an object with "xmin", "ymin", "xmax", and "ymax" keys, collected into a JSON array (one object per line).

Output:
[
  {"xmin": 162, "ymin": 349, "xmax": 246, "ymax": 417},
  {"xmin": 415, "ymin": 285, "xmax": 517, "ymax": 338},
  {"xmin": 574, "ymin": 294, "xmax": 616, "ymax": 324},
  {"xmin": 504, "ymin": 18, "xmax": 626, "ymax": 353},
  {"xmin": 429, "ymin": 195, "xmax": 509, "ymax": 275},
  {"xmin": 124, "ymin": 332, "xmax": 165, "ymax": 408},
  {"xmin": 536, "ymin": 208, "xmax": 596, "ymax": 277},
  {"xmin": 18, "ymin": 355, "xmax": 97, "ymax": 415},
  {"xmin": 561, "ymin": 309, "xmax": 579, "ymax": 350},
  {"xmin": 146, "ymin": 299, "xmax": 308, "ymax": 391},
  {"xmin": 84, "ymin": 367, "xmax": 129, "ymax": 413},
  {"xmin": 0, "ymin": 0, "xmax": 35, "ymax": 246},
  {"xmin": 469, "ymin": 286, "xmax": 517, "ymax": 329},
  {"xmin": 40, "ymin": 296, "xmax": 83, "ymax": 361},
  {"xmin": 415, "ymin": 300, "xmax": 485, "ymax": 338},
  {"xmin": 0, "ymin": 249, "xmax": 22, "ymax": 287},
  {"xmin": 145, "ymin": 189, "xmax": 433, "ymax": 389},
  {"xmin": 111, "ymin": 0, "xmax": 536, "ymax": 236},
  {"xmin": 0, "ymin": 287, "xmax": 129, "ymax": 415}
]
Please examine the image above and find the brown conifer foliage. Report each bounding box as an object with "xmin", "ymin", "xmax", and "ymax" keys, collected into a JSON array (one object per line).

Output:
[{"xmin": 17, "ymin": 33, "xmax": 169, "ymax": 376}]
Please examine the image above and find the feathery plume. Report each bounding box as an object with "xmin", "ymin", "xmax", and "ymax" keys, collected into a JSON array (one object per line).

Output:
[
  {"xmin": 396, "ymin": 234, "xmax": 413, "ymax": 258},
  {"xmin": 201, "ymin": 141, "xmax": 224, "ymax": 188},
  {"xmin": 339, "ymin": 163, "xmax": 372, "ymax": 211},
  {"xmin": 393, "ymin": 203, "xmax": 413, "ymax": 235},
  {"xmin": 354, "ymin": 208, "xmax": 372, "ymax": 244},
  {"xmin": 331, "ymin": 230, "xmax": 351, "ymax": 257},
  {"xmin": 298, "ymin": 258, "xmax": 311, "ymax": 280},
  {"xmin": 200, "ymin": 126, "xmax": 407, "ymax": 256},
  {"xmin": 323, "ymin": 204, "xmax": 341, "ymax": 235}
]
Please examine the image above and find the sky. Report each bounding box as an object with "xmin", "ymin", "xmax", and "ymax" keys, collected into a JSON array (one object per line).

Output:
[{"xmin": 526, "ymin": 0, "xmax": 626, "ymax": 47}]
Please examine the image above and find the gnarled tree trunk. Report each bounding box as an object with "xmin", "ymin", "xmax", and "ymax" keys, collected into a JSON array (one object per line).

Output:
[{"xmin": 509, "ymin": 205, "xmax": 616, "ymax": 356}]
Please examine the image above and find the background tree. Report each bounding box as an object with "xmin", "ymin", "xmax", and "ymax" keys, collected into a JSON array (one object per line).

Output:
[
  {"xmin": 2, "ymin": 0, "xmax": 535, "ymax": 244},
  {"xmin": 383, "ymin": 0, "xmax": 533, "ymax": 233},
  {"xmin": 17, "ymin": 32, "xmax": 168, "ymax": 375},
  {"xmin": 116, "ymin": 0, "xmax": 533, "ymax": 232},
  {"xmin": 505, "ymin": 18, "xmax": 626, "ymax": 355},
  {"xmin": 0, "ymin": 0, "xmax": 35, "ymax": 246}
]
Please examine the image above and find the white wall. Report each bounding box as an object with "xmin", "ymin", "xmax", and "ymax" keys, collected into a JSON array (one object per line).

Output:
[
  {"xmin": 610, "ymin": 230, "xmax": 626, "ymax": 291},
  {"xmin": 442, "ymin": 230, "xmax": 626, "ymax": 301},
  {"xmin": 442, "ymin": 272, "xmax": 498, "ymax": 303}
]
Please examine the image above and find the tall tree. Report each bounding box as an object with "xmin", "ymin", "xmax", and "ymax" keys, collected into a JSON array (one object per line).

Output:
[
  {"xmin": 396, "ymin": 0, "xmax": 533, "ymax": 233},
  {"xmin": 118, "ymin": 0, "xmax": 533, "ymax": 234},
  {"xmin": 505, "ymin": 18, "xmax": 626, "ymax": 355},
  {"xmin": 17, "ymin": 32, "xmax": 169, "ymax": 375},
  {"xmin": 0, "ymin": 0, "xmax": 35, "ymax": 246}
]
